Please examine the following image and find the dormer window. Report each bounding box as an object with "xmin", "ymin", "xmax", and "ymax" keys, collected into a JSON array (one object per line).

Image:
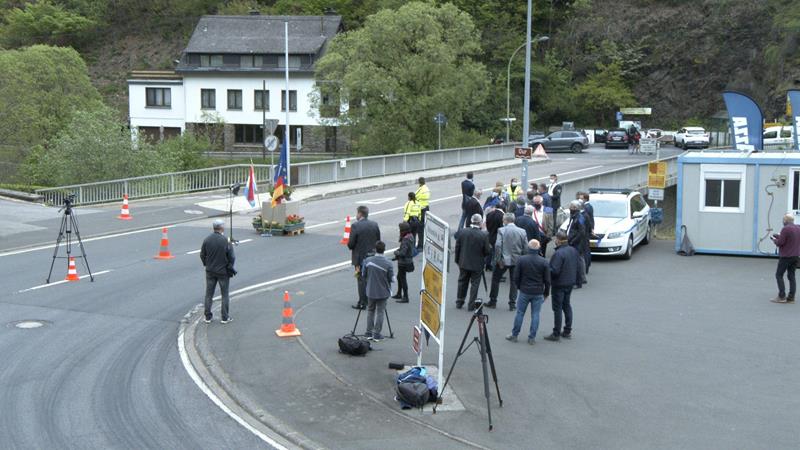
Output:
[
  {"xmin": 200, "ymin": 55, "xmax": 223, "ymax": 67},
  {"xmin": 278, "ymin": 55, "xmax": 302, "ymax": 69},
  {"xmin": 240, "ymin": 55, "xmax": 263, "ymax": 68}
]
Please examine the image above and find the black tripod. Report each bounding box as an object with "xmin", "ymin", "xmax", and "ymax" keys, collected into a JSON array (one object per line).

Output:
[
  {"xmin": 46, "ymin": 195, "xmax": 93, "ymax": 283},
  {"xmin": 351, "ymin": 303, "xmax": 394, "ymax": 339},
  {"xmin": 433, "ymin": 302, "xmax": 502, "ymax": 430},
  {"xmin": 228, "ymin": 183, "xmax": 241, "ymax": 244}
]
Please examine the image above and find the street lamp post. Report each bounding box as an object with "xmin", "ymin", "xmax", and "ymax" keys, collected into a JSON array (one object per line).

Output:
[
  {"xmin": 520, "ymin": 1, "xmax": 548, "ymax": 191},
  {"xmin": 505, "ymin": 36, "xmax": 549, "ymax": 144}
]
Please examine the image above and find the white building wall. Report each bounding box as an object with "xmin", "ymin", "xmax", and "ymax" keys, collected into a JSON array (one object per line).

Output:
[
  {"xmin": 128, "ymin": 81, "xmax": 186, "ymax": 130},
  {"xmin": 181, "ymin": 74, "xmax": 318, "ymax": 126}
]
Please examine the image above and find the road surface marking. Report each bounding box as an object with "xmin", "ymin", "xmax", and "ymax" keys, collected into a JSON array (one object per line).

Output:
[
  {"xmin": 356, "ymin": 197, "xmax": 396, "ymax": 205},
  {"xmin": 177, "ymin": 328, "xmax": 289, "ymax": 450},
  {"xmin": 187, "ymin": 250, "xmax": 201, "ymax": 255},
  {"xmin": 18, "ymin": 270, "xmax": 113, "ymax": 293},
  {"xmin": 0, "ymin": 225, "xmax": 177, "ymax": 257},
  {"xmin": 187, "ymin": 238, "xmax": 251, "ymax": 255}
]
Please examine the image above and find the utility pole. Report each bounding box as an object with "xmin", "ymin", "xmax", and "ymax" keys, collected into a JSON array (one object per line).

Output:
[
  {"xmin": 262, "ymin": 79, "xmax": 267, "ymax": 163},
  {"xmin": 521, "ymin": 0, "xmax": 533, "ymax": 191}
]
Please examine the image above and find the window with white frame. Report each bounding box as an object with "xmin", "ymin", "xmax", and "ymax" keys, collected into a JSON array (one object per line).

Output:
[{"xmin": 700, "ymin": 164, "xmax": 746, "ymax": 213}]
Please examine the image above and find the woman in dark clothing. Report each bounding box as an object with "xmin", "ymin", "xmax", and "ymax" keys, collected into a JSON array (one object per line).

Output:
[{"xmin": 392, "ymin": 222, "xmax": 415, "ymax": 303}]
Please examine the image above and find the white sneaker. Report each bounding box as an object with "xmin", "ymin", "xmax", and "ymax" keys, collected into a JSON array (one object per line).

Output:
[
  {"xmin": 203, "ymin": 318, "xmax": 211, "ymax": 324},
  {"xmin": 221, "ymin": 317, "xmax": 233, "ymax": 324}
]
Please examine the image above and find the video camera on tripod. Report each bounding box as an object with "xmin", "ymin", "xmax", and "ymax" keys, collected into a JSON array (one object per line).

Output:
[{"xmin": 46, "ymin": 192, "xmax": 93, "ymax": 283}]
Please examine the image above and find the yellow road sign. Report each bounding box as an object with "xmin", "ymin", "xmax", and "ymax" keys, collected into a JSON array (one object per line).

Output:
[
  {"xmin": 648, "ymin": 161, "xmax": 667, "ymax": 188},
  {"xmin": 422, "ymin": 263, "xmax": 442, "ymax": 304},
  {"xmin": 420, "ymin": 291, "xmax": 441, "ymax": 336}
]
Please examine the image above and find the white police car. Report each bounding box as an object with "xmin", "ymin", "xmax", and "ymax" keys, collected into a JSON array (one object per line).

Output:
[{"xmin": 560, "ymin": 189, "xmax": 651, "ymax": 259}]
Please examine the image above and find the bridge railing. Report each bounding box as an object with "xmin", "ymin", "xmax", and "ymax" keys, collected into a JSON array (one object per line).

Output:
[
  {"xmin": 35, "ymin": 143, "xmax": 515, "ymax": 205},
  {"xmin": 559, "ymin": 155, "xmax": 680, "ymax": 202}
]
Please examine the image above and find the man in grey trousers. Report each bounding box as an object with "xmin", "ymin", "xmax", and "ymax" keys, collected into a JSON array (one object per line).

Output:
[
  {"xmin": 362, "ymin": 241, "xmax": 394, "ymax": 341},
  {"xmin": 200, "ymin": 219, "xmax": 236, "ymax": 324}
]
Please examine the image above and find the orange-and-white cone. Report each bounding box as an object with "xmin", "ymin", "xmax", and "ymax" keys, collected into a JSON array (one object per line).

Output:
[
  {"xmin": 65, "ymin": 256, "xmax": 80, "ymax": 281},
  {"xmin": 339, "ymin": 215, "xmax": 351, "ymax": 245},
  {"xmin": 275, "ymin": 291, "xmax": 301, "ymax": 337},
  {"xmin": 154, "ymin": 227, "xmax": 175, "ymax": 260},
  {"xmin": 117, "ymin": 194, "xmax": 132, "ymax": 220}
]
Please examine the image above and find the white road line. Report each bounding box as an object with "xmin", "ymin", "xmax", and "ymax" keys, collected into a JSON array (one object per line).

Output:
[
  {"xmin": 306, "ymin": 220, "xmax": 340, "ymax": 230},
  {"xmin": 177, "ymin": 328, "xmax": 288, "ymax": 450},
  {"xmin": 188, "ymin": 238, "xmax": 252, "ymax": 255},
  {"xmin": 187, "ymin": 250, "xmax": 201, "ymax": 255},
  {"xmin": 18, "ymin": 270, "xmax": 113, "ymax": 293},
  {"xmin": 0, "ymin": 225, "xmax": 177, "ymax": 258},
  {"xmin": 238, "ymin": 239, "xmax": 253, "ymax": 244}
]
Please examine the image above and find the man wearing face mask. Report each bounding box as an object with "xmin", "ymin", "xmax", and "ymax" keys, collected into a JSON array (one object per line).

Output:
[
  {"xmin": 507, "ymin": 178, "xmax": 523, "ymax": 204},
  {"xmin": 565, "ymin": 200, "xmax": 588, "ymax": 262},
  {"xmin": 547, "ymin": 174, "xmax": 562, "ymax": 211},
  {"xmin": 531, "ymin": 195, "xmax": 553, "ymax": 256}
]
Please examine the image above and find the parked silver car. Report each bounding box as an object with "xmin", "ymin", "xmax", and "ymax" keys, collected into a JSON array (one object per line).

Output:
[{"xmin": 529, "ymin": 130, "xmax": 589, "ymax": 153}]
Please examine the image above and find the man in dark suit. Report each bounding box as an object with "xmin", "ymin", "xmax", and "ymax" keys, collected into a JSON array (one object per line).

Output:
[
  {"xmin": 579, "ymin": 192, "xmax": 594, "ymax": 273},
  {"xmin": 348, "ymin": 205, "xmax": 381, "ymax": 309},
  {"xmin": 514, "ymin": 205, "xmax": 542, "ymax": 243},
  {"xmin": 545, "ymin": 231, "xmax": 581, "ymax": 341},
  {"xmin": 547, "ymin": 174, "xmax": 562, "ymax": 211},
  {"xmin": 464, "ymin": 190, "xmax": 483, "ymax": 221},
  {"xmin": 454, "ymin": 214, "xmax": 491, "ymax": 311},
  {"xmin": 484, "ymin": 204, "xmax": 505, "ymax": 271},
  {"xmin": 200, "ymin": 219, "xmax": 236, "ymax": 324},
  {"xmin": 566, "ymin": 200, "xmax": 587, "ymax": 258},
  {"xmin": 458, "ymin": 172, "xmax": 476, "ymax": 230}
]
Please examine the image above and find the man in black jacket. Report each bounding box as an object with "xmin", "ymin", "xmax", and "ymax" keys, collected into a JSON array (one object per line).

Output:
[
  {"xmin": 506, "ymin": 240, "xmax": 550, "ymax": 345},
  {"xmin": 458, "ymin": 172, "xmax": 476, "ymax": 230},
  {"xmin": 348, "ymin": 205, "xmax": 381, "ymax": 309},
  {"xmin": 484, "ymin": 204, "xmax": 505, "ymax": 271},
  {"xmin": 545, "ymin": 231, "xmax": 580, "ymax": 341},
  {"xmin": 464, "ymin": 190, "xmax": 483, "ymax": 222},
  {"xmin": 580, "ymin": 192, "xmax": 594, "ymax": 273},
  {"xmin": 566, "ymin": 200, "xmax": 588, "ymax": 258},
  {"xmin": 200, "ymin": 219, "xmax": 236, "ymax": 324},
  {"xmin": 454, "ymin": 214, "xmax": 491, "ymax": 311},
  {"xmin": 547, "ymin": 173, "xmax": 562, "ymax": 211},
  {"xmin": 514, "ymin": 205, "xmax": 542, "ymax": 243}
]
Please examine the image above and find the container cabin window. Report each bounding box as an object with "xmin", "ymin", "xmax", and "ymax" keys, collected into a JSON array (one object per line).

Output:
[{"xmin": 700, "ymin": 165, "xmax": 745, "ymax": 213}]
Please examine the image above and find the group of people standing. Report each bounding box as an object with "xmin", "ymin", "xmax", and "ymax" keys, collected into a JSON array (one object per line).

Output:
[{"xmin": 454, "ymin": 172, "xmax": 597, "ymax": 344}]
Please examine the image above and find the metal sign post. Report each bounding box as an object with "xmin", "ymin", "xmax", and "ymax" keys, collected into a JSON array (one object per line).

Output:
[
  {"xmin": 418, "ymin": 212, "xmax": 449, "ymax": 391},
  {"xmin": 434, "ymin": 113, "xmax": 447, "ymax": 150}
]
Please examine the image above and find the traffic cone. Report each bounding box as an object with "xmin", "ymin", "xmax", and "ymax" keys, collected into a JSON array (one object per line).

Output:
[
  {"xmin": 154, "ymin": 227, "xmax": 175, "ymax": 260},
  {"xmin": 117, "ymin": 194, "xmax": 132, "ymax": 220},
  {"xmin": 275, "ymin": 291, "xmax": 301, "ymax": 337},
  {"xmin": 65, "ymin": 256, "xmax": 80, "ymax": 281},
  {"xmin": 339, "ymin": 215, "xmax": 351, "ymax": 245},
  {"xmin": 533, "ymin": 143, "xmax": 548, "ymax": 159}
]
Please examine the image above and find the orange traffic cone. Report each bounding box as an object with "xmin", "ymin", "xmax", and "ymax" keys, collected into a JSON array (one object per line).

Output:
[
  {"xmin": 65, "ymin": 256, "xmax": 80, "ymax": 281},
  {"xmin": 275, "ymin": 291, "xmax": 301, "ymax": 337},
  {"xmin": 533, "ymin": 143, "xmax": 548, "ymax": 159},
  {"xmin": 339, "ymin": 215, "xmax": 351, "ymax": 245},
  {"xmin": 154, "ymin": 227, "xmax": 175, "ymax": 260},
  {"xmin": 117, "ymin": 194, "xmax": 132, "ymax": 220}
]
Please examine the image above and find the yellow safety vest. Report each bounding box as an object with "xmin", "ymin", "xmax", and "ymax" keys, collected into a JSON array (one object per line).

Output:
[
  {"xmin": 403, "ymin": 200, "xmax": 422, "ymax": 221},
  {"xmin": 506, "ymin": 184, "xmax": 523, "ymax": 200},
  {"xmin": 415, "ymin": 184, "xmax": 431, "ymax": 208}
]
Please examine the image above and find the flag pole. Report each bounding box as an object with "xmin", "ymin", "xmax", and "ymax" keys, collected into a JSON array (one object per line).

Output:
[{"xmin": 284, "ymin": 20, "xmax": 291, "ymax": 186}]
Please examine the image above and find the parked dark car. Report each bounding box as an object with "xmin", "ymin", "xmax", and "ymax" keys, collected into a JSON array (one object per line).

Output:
[
  {"xmin": 529, "ymin": 130, "xmax": 589, "ymax": 153},
  {"xmin": 594, "ymin": 129, "xmax": 608, "ymax": 143},
  {"xmin": 604, "ymin": 129, "xmax": 629, "ymax": 149}
]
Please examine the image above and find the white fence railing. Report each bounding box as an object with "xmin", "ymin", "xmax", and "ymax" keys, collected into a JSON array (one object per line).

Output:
[{"xmin": 36, "ymin": 143, "xmax": 516, "ymax": 205}]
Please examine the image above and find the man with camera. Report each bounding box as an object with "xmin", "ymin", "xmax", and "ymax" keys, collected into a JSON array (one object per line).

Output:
[
  {"xmin": 349, "ymin": 205, "xmax": 381, "ymax": 310},
  {"xmin": 200, "ymin": 219, "xmax": 236, "ymax": 324}
]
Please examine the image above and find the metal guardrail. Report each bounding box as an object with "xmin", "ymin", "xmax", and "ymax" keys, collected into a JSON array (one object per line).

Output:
[
  {"xmin": 35, "ymin": 143, "xmax": 516, "ymax": 205},
  {"xmin": 559, "ymin": 155, "xmax": 680, "ymax": 202}
]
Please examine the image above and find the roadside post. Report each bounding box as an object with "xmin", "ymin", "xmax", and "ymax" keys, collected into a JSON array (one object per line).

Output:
[
  {"xmin": 417, "ymin": 212, "xmax": 449, "ymax": 391},
  {"xmin": 648, "ymin": 161, "xmax": 667, "ymax": 236},
  {"xmin": 434, "ymin": 113, "xmax": 447, "ymax": 150}
]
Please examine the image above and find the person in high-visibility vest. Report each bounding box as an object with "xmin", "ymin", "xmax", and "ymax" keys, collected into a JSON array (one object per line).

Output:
[
  {"xmin": 506, "ymin": 177, "xmax": 523, "ymax": 203},
  {"xmin": 403, "ymin": 192, "xmax": 422, "ymax": 244},
  {"xmin": 414, "ymin": 177, "xmax": 431, "ymax": 249}
]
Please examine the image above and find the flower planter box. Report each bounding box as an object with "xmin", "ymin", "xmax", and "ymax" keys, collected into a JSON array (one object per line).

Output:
[{"xmin": 283, "ymin": 222, "xmax": 305, "ymax": 236}]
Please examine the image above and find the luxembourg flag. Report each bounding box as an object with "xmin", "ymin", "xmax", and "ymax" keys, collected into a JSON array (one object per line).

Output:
[{"xmin": 243, "ymin": 164, "xmax": 257, "ymax": 207}]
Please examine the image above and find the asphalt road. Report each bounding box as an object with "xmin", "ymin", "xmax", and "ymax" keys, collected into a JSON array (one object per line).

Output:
[{"xmin": 0, "ymin": 147, "xmax": 677, "ymax": 448}]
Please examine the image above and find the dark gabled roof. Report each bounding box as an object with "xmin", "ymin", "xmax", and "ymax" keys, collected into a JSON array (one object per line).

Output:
[{"xmin": 184, "ymin": 15, "xmax": 342, "ymax": 55}]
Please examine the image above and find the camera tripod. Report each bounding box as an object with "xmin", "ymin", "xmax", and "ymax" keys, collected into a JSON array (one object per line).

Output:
[
  {"xmin": 350, "ymin": 302, "xmax": 394, "ymax": 339},
  {"xmin": 433, "ymin": 302, "xmax": 502, "ymax": 430},
  {"xmin": 46, "ymin": 197, "xmax": 93, "ymax": 283}
]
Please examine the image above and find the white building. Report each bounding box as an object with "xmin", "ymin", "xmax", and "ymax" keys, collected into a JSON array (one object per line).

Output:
[{"xmin": 128, "ymin": 13, "xmax": 344, "ymax": 152}]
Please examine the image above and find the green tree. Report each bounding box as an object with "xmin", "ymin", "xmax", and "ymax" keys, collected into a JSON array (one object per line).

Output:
[
  {"xmin": 0, "ymin": 0, "xmax": 98, "ymax": 47},
  {"xmin": 24, "ymin": 106, "xmax": 176, "ymax": 186},
  {"xmin": 575, "ymin": 62, "xmax": 636, "ymax": 126},
  {"xmin": 0, "ymin": 45, "xmax": 103, "ymax": 161},
  {"xmin": 315, "ymin": 1, "xmax": 488, "ymax": 154}
]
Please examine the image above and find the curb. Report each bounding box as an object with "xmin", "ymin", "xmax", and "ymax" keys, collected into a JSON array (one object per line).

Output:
[
  {"xmin": 294, "ymin": 158, "xmax": 550, "ymax": 204},
  {"xmin": 0, "ymin": 189, "xmax": 42, "ymax": 202}
]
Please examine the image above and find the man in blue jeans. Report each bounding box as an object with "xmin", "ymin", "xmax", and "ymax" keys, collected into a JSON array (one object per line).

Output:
[{"xmin": 506, "ymin": 240, "xmax": 550, "ymax": 345}]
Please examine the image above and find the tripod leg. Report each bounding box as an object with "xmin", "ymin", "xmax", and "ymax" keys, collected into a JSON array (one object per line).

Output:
[
  {"xmin": 384, "ymin": 307, "xmax": 394, "ymax": 338},
  {"xmin": 71, "ymin": 213, "xmax": 93, "ymax": 281},
  {"xmin": 433, "ymin": 314, "xmax": 477, "ymax": 414},
  {"xmin": 478, "ymin": 320, "xmax": 493, "ymax": 431},
  {"xmin": 46, "ymin": 215, "xmax": 68, "ymax": 283},
  {"xmin": 482, "ymin": 320, "xmax": 503, "ymax": 407},
  {"xmin": 351, "ymin": 307, "xmax": 363, "ymax": 335}
]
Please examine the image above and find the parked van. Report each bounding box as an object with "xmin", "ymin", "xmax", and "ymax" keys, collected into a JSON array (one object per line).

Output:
[{"xmin": 763, "ymin": 125, "xmax": 793, "ymax": 150}]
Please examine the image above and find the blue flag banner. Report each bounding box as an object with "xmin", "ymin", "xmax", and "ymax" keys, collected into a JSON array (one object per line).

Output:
[
  {"xmin": 788, "ymin": 90, "xmax": 800, "ymax": 151},
  {"xmin": 722, "ymin": 91, "xmax": 764, "ymax": 151}
]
